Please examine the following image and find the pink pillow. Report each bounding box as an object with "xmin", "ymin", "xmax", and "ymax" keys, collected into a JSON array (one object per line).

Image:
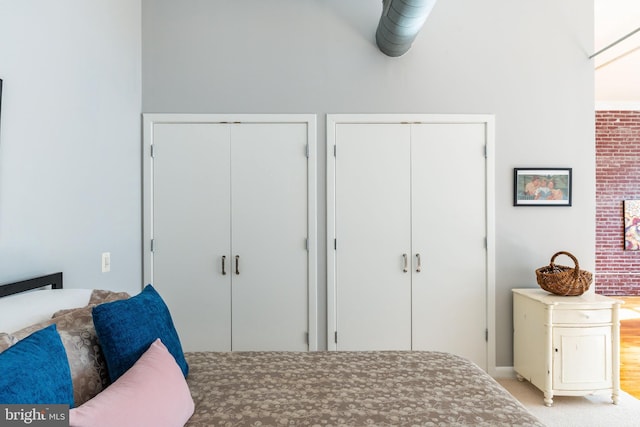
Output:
[{"xmin": 69, "ymin": 339, "xmax": 194, "ymax": 427}]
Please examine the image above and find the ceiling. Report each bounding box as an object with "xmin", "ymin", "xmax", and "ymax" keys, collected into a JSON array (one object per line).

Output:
[{"xmin": 594, "ymin": 0, "xmax": 640, "ymax": 106}]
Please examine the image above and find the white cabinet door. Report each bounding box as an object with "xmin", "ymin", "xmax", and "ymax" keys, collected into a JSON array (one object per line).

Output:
[
  {"xmin": 152, "ymin": 123, "xmax": 232, "ymax": 351},
  {"xmin": 411, "ymin": 123, "xmax": 487, "ymax": 369},
  {"xmin": 335, "ymin": 123, "xmax": 412, "ymax": 350},
  {"xmin": 553, "ymin": 326, "xmax": 612, "ymax": 390},
  {"xmin": 231, "ymin": 124, "xmax": 309, "ymax": 351}
]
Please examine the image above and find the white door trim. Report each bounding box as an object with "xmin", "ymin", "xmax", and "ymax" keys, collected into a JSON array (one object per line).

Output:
[
  {"xmin": 142, "ymin": 113, "xmax": 318, "ymax": 350},
  {"xmin": 326, "ymin": 114, "xmax": 496, "ymax": 374}
]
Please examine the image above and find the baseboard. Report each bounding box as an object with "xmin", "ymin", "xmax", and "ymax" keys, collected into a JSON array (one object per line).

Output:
[{"xmin": 493, "ymin": 366, "xmax": 516, "ymax": 378}]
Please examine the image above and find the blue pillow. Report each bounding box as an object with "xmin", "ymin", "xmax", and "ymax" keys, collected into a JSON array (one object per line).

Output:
[
  {"xmin": 92, "ymin": 285, "xmax": 188, "ymax": 382},
  {"xmin": 0, "ymin": 324, "xmax": 74, "ymax": 406}
]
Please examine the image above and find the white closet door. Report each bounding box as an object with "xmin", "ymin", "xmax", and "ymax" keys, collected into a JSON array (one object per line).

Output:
[
  {"xmin": 230, "ymin": 123, "xmax": 308, "ymax": 351},
  {"xmin": 152, "ymin": 123, "xmax": 232, "ymax": 351},
  {"xmin": 335, "ymin": 124, "xmax": 412, "ymax": 350},
  {"xmin": 411, "ymin": 123, "xmax": 487, "ymax": 369}
]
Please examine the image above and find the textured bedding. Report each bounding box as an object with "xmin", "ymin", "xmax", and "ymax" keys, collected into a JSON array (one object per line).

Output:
[{"xmin": 184, "ymin": 351, "xmax": 544, "ymax": 427}]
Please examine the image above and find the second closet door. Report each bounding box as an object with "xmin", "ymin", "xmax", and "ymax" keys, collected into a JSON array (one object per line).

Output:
[
  {"xmin": 230, "ymin": 124, "xmax": 308, "ymax": 351},
  {"xmin": 410, "ymin": 123, "xmax": 487, "ymax": 368}
]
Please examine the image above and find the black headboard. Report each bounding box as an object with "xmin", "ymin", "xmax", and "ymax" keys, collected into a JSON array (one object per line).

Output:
[{"xmin": 0, "ymin": 272, "xmax": 63, "ymax": 298}]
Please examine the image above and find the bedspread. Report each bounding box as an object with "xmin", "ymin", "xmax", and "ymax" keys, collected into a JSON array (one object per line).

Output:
[{"xmin": 184, "ymin": 351, "xmax": 543, "ymax": 426}]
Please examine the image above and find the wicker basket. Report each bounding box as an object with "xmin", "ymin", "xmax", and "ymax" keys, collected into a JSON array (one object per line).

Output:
[{"xmin": 535, "ymin": 251, "xmax": 593, "ymax": 296}]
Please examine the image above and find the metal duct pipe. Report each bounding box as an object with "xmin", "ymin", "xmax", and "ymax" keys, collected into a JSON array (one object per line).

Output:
[{"xmin": 376, "ymin": 0, "xmax": 437, "ymax": 57}]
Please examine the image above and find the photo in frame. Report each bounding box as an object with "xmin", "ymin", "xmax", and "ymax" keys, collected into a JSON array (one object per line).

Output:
[
  {"xmin": 624, "ymin": 200, "xmax": 640, "ymax": 250},
  {"xmin": 513, "ymin": 168, "xmax": 572, "ymax": 206},
  {"xmin": 0, "ymin": 78, "xmax": 3, "ymax": 139}
]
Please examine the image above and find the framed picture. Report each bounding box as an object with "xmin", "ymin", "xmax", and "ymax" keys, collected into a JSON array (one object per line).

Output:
[
  {"xmin": 624, "ymin": 200, "xmax": 640, "ymax": 250},
  {"xmin": 0, "ymin": 78, "xmax": 2, "ymax": 139},
  {"xmin": 513, "ymin": 168, "xmax": 572, "ymax": 206}
]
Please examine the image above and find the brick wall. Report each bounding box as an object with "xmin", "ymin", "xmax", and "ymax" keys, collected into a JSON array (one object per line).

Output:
[{"xmin": 596, "ymin": 110, "xmax": 640, "ymax": 295}]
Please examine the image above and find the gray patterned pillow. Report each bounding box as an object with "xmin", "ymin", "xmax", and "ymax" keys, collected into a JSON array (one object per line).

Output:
[
  {"xmin": 9, "ymin": 307, "xmax": 107, "ymax": 406},
  {"xmin": 57, "ymin": 307, "xmax": 111, "ymax": 405},
  {"xmin": 0, "ymin": 332, "xmax": 17, "ymax": 353},
  {"xmin": 88, "ymin": 289, "xmax": 130, "ymax": 305},
  {"xmin": 5, "ymin": 289, "xmax": 130, "ymax": 406},
  {"xmin": 53, "ymin": 289, "xmax": 130, "ymax": 318}
]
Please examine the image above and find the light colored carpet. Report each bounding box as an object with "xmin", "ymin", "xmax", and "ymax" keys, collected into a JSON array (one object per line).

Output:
[{"xmin": 498, "ymin": 378, "xmax": 640, "ymax": 427}]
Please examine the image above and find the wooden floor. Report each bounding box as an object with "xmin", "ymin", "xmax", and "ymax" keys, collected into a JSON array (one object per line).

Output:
[{"xmin": 620, "ymin": 296, "xmax": 640, "ymax": 400}]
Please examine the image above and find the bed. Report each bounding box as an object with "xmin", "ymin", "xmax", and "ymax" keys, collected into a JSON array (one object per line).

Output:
[{"xmin": 0, "ymin": 273, "xmax": 544, "ymax": 427}]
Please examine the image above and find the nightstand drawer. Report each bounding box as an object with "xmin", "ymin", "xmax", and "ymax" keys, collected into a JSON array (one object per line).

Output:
[{"xmin": 553, "ymin": 309, "xmax": 611, "ymax": 324}]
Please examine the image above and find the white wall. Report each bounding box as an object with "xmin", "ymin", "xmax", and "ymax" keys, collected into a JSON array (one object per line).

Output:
[
  {"xmin": 142, "ymin": 0, "xmax": 595, "ymax": 367},
  {"xmin": 0, "ymin": 1, "xmax": 142, "ymax": 294}
]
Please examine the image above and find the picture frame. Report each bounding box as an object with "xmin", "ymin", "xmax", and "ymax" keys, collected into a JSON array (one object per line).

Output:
[
  {"xmin": 0, "ymin": 78, "xmax": 3, "ymax": 139},
  {"xmin": 513, "ymin": 168, "xmax": 572, "ymax": 206},
  {"xmin": 624, "ymin": 200, "xmax": 640, "ymax": 250}
]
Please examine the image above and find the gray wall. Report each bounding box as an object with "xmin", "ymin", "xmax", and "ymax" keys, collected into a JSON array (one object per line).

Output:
[
  {"xmin": 142, "ymin": 0, "xmax": 595, "ymax": 367},
  {"xmin": 0, "ymin": 0, "xmax": 142, "ymax": 294}
]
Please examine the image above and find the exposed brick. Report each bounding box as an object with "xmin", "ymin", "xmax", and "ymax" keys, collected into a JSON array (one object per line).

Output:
[{"xmin": 596, "ymin": 110, "xmax": 640, "ymax": 296}]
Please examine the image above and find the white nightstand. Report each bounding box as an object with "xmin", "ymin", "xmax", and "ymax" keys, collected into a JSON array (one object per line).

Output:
[{"xmin": 512, "ymin": 288, "xmax": 622, "ymax": 406}]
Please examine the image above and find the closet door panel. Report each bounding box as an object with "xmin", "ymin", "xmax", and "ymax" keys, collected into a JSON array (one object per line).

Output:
[
  {"xmin": 230, "ymin": 123, "xmax": 308, "ymax": 351},
  {"xmin": 335, "ymin": 124, "xmax": 412, "ymax": 350},
  {"xmin": 411, "ymin": 123, "xmax": 487, "ymax": 368},
  {"xmin": 152, "ymin": 123, "xmax": 232, "ymax": 352}
]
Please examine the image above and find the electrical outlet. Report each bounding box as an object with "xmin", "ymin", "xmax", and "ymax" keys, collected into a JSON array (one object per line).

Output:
[{"xmin": 101, "ymin": 252, "xmax": 111, "ymax": 273}]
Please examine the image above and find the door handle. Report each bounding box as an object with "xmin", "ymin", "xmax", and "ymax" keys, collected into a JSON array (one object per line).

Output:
[
  {"xmin": 222, "ymin": 255, "xmax": 227, "ymax": 275},
  {"xmin": 403, "ymin": 254, "xmax": 408, "ymax": 273},
  {"xmin": 235, "ymin": 255, "xmax": 240, "ymax": 275},
  {"xmin": 416, "ymin": 253, "xmax": 422, "ymax": 273}
]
